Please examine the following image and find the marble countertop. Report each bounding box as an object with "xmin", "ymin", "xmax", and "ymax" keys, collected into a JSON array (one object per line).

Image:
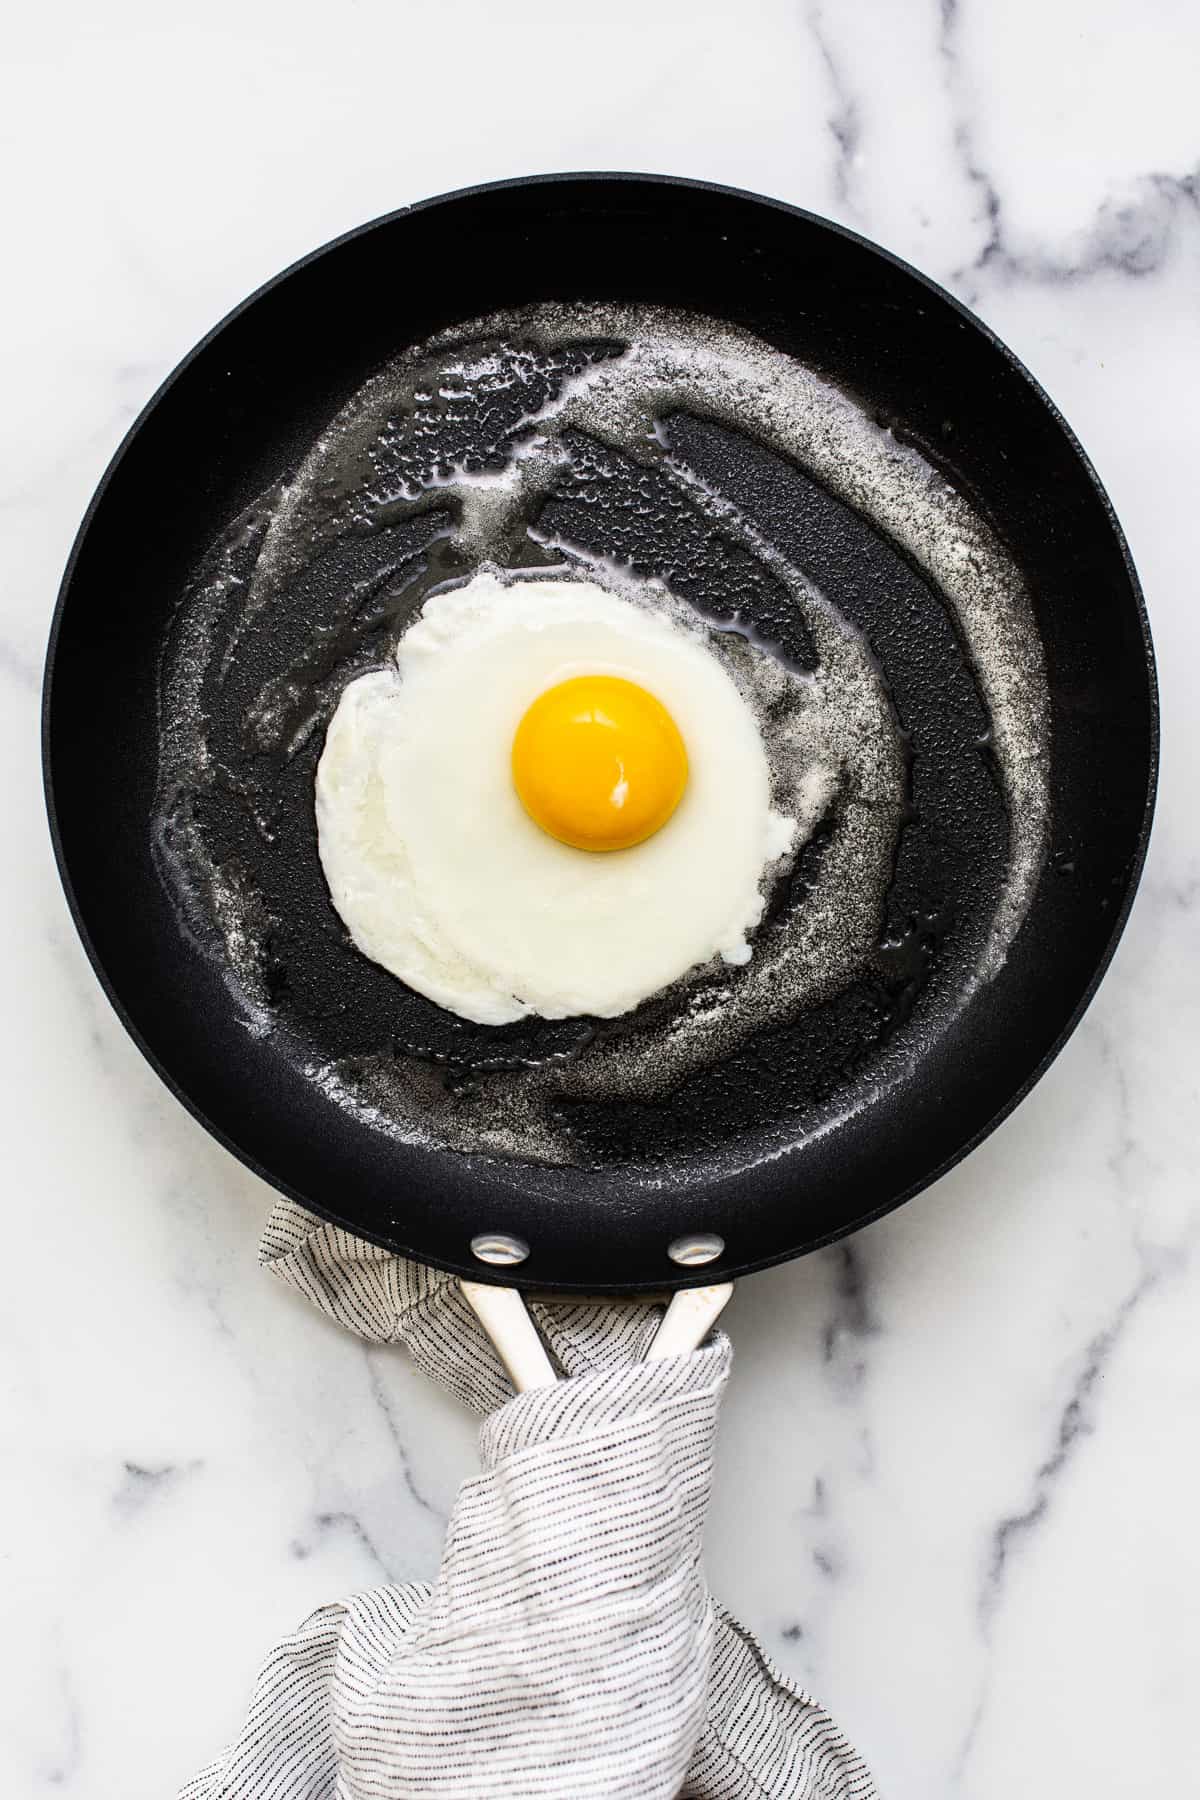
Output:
[{"xmin": 5, "ymin": 2, "xmax": 1198, "ymax": 1794}]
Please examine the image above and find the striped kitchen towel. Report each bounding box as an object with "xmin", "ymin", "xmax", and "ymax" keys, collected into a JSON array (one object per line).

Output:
[{"xmin": 180, "ymin": 1201, "xmax": 877, "ymax": 1800}]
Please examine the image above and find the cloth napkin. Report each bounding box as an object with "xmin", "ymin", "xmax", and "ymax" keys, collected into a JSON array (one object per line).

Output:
[{"xmin": 181, "ymin": 1200, "xmax": 877, "ymax": 1800}]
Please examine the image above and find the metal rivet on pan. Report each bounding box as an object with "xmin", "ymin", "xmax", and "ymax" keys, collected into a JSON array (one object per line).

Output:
[
  {"xmin": 471, "ymin": 1232, "xmax": 530, "ymax": 1267},
  {"xmin": 668, "ymin": 1233, "xmax": 725, "ymax": 1267}
]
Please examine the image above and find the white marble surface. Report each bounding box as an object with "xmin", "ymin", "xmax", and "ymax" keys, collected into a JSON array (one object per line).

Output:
[{"xmin": 3, "ymin": 1, "xmax": 1198, "ymax": 1793}]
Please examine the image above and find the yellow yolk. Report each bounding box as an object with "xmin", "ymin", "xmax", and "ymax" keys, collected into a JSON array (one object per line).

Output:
[{"xmin": 511, "ymin": 675, "xmax": 689, "ymax": 851}]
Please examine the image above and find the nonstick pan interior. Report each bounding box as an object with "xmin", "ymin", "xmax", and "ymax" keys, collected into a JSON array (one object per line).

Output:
[{"xmin": 43, "ymin": 176, "xmax": 1157, "ymax": 1290}]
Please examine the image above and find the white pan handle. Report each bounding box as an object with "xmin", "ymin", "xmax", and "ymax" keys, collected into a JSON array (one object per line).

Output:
[
  {"xmin": 460, "ymin": 1279, "xmax": 559, "ymax": 1392},
  {"xmin": 460, "ymin": 1277, "xmax": 735, "ymax": 1391},
  {"xmin": 646, "ymin": 1282, "xmax": 734, "ymax": 1359}
]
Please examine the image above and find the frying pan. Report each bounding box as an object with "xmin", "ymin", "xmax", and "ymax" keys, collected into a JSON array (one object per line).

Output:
[{"xmin": 42, "ymin": 174, "xmax": 1157, "ymax": 1293}]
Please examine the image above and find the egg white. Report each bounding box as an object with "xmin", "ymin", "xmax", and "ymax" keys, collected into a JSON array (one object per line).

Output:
[{"xmin": 315, "ymin": 572, "xmax": 797, "ymax": 1025}]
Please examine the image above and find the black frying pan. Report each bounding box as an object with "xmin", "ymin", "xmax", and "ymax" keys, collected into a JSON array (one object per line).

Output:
[{"xmin": 43, "ymin": 174, "xmax": 1157, "ymax": 1291}]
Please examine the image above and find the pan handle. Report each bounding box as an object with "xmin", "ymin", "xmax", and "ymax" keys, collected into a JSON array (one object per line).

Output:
[
  {"xmin": 647, "ymin": 1283, "xmax": 734, "ymax": 1359},
  {"xmin": 460, "ymin": 1279, "xmax": 734, "ymax": 1393},
  {"xmin": 460, "ymin": 1280, "xmax": 559, "ymax": 1391}
]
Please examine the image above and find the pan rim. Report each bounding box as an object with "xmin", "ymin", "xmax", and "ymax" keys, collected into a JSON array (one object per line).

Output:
[{"xmin": 42, "ymin": 171, "xmax": 1160, "ymax": 1290}]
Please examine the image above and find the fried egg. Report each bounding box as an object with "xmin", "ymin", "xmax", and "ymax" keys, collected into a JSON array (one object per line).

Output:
[{"xmin": 315, "ymin": 572, "xmax": 798, "ymax": 1025}]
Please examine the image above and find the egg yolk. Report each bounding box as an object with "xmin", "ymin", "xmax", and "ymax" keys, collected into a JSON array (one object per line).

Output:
[{"xmin": 511, "ymin": 675, "xmax": 689, "ymax": 851}]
